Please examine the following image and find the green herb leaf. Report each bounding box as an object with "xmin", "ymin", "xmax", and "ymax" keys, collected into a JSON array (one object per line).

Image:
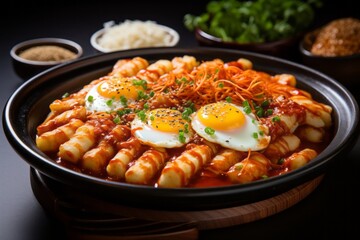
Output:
[{"xmin": 184, "ymin": 0, "xmax": 321, "ymax": 43}]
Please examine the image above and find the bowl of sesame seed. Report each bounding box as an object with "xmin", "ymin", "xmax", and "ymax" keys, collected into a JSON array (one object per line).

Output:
[{"xmin": 10, "ymin": 38, "xmax": 83, "ymax": 81}]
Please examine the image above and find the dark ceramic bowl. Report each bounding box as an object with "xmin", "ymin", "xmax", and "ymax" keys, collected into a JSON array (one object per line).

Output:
[
  {"xmin": 195, "ymin": 28, "xmax": 301, "ymax": 57},
  {"xmin": 3, "ymin": 47, "xmax": 359, "ymax": 211},
  {"xmin": 299, "ymin": 29, "xmax": 360, "ymax": 87},
  {"xmin": 10, "ymin": 38, "xmax": 83, "ymax": 81}
]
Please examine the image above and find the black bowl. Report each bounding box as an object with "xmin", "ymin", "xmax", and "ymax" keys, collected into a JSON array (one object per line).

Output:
[
  {"xmin": 195, "ymin": 28, "xmax": 301, "ymax": 58},
  {"xmin": 10, "ymin": 38, "xmax": 83, "ymax": 81},
  {"xmin": 299, "ymin": 28, "xmax": 360, "ymax": 87},
  {"xmin": 3, "ymin": 47, "xmax": 359, "ymax": 211}
]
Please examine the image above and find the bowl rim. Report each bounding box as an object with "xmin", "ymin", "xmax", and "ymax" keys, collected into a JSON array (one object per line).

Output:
[
  {"xmin": 3, "ymin": 47, "xmax": 359, "ymax": 210},
  {"xmin": 90, "ymin": 22, "xmax": 180, "ymax": 53},
  {"xmin": 10, "ymin": 37, "xmax": 83, "ymax": 66},
  {"xmin": 195, "ymin": 27, "xmax": 301, "ymax": 47}
]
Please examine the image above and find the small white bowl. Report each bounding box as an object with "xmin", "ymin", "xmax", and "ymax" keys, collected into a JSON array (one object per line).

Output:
[{"xmin": 90, "ymin": 21, "xmax": 180, "ymax": 53}]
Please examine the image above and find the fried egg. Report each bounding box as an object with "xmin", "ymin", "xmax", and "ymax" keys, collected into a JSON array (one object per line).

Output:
[
  {"xmin": 191, "ymin": 102, "xmax": 270, "ymax": 151},
  {"xmin": 131, "ymin": 108, "xmax": 194, "ymax": 148},
  {"xmin": 85, "ymin": 77, "xmax": 144, "ymax": 112}
]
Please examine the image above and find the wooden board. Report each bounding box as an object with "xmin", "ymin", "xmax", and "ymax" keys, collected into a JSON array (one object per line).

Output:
[{"xmin": 30, "ymin": 168, "xmax": 323, "ymax": 239}]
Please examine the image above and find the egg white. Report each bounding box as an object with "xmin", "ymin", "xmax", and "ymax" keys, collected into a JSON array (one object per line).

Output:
[
  {"xmin": 85, "ymin": 84, "xmax": 121, "ymax": 112},
  {"xmin": 131, "ymin": 111, "xmax": 193, "ymax": 148},
  {"xmin": 191, "ymin": 104, "xmax": 271, "ymax": 151},
  {"xmin": 85, "ymin": 81, "xmax": 135, "ymax": 112}
]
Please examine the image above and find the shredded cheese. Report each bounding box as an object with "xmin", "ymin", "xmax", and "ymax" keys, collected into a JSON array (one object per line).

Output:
[{"xmin": 96, "ymin": 20, "xmax": 178, "ymax": 52}]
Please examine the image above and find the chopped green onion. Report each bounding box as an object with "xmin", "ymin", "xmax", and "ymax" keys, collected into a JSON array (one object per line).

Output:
[
  {"xmin": 225, "ymin": 96, "xmax": 232, "ymax": 103},
  {"xmin": 185, "ymin": 100, "xmax": 196, "ymax": 112},
  {"xmin": 176, "ymin": 77, "xmax": 188, "ymax": 85},
  {"xmin": 178, "ymin": 130, "xmax": 186, "ymax": 143},
  {"xmin": 137, "ymin": 110, "xmax": 146, "ymax": 121},
  {"xmin": 265, "ymin": 109, "xmax": 273, "ymax": 116},
  {"xmin": 116, "ymin": 108, "xmax": 132, "ymax": 117},
  {"xmin": 120, "ymin": 95, "xmax": 128, "ymax": 107},
  {"xmin": 242, "ymin": 100, "xmax": 252, "ymax": 114},
  {"xmin": 261, "ymin": 100, "xmax": 270, "ymax": 107},
  {"xmin": 272, "ymin": 116, "xmax": 281, "ymax": 122},
  {"xmin": 244, "ymin": 106, "xmax": 251, "ymax": 114},
  {"xmin": 242, "ymin": 100, "xmax": 250, "ymax": 108},
  {"xmin": 204, "ymin": 127, "xmax": 215, "ymax": 135},
  {"xmin": 182, "ymin": 107, "xmax": 193, "ymax": 120},
  {"xmin": 137, "ymin": 90, "xmax": 149, "ymax": 100},
  {"xmin": 143, "ymin": 102, "xmax": 149, "ymax": 110},
  {"xmin": 132, "ymin": 79, "xmax": 147, "ymax": 90},
  {"xmin": 184, "ymin": 123, "xmax": 189, "ymax": 133},
  {"xmin": 113, "ymin": 115, "xmax": 121, "ymax": 124},
  {"xmin": 256, "ymin": 107, "xmax": 264, "ymax": 117},
  {"xmin": 87, "ymin": 95, "xmax": 94, "ymax": 103},
  {"xmin": 62, "ymin": 92, "xmax": 69, "ymax": 99},
  {"xmin": 106, "ymin": 98, "xmax": 114, "ymax": 107}
]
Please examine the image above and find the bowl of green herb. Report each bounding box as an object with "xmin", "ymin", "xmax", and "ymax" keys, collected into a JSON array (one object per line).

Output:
[{"xmin": 184, "ymin": 0, "xmax": 322, "ymax": 57}]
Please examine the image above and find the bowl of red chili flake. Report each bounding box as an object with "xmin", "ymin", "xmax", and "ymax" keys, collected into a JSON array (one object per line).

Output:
[{"xmin": 299, "ymin": 17, "xmax": 360, "ymax": 87}]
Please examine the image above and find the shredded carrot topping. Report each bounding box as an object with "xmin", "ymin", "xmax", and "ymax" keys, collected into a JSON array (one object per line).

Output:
[{"xmin": 151, "ymin": 59, "xmax": 311, "ymax": 109}]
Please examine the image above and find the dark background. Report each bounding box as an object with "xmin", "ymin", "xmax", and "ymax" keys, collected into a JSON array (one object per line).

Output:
[{"xmin": 1, "ymin": 1, "xmax": 359, "ymax": 239}]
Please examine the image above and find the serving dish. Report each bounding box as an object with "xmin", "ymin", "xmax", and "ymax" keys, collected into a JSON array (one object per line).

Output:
[{"xmin": 3, "ymin": 47, "xmax": 359, "ymax": 211}]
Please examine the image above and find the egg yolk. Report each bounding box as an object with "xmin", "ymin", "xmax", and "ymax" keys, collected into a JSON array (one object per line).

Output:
[
  {"xmin": 197, "ymin": 102, "xmax": 245, "ymax": 130},
  {"xmin": 149, "ymin": 108, "xmax": 188, "ymax": 133},
  {"xmin": 97, "ymin": 77, "xmax": 142, "ymax": 100}
]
